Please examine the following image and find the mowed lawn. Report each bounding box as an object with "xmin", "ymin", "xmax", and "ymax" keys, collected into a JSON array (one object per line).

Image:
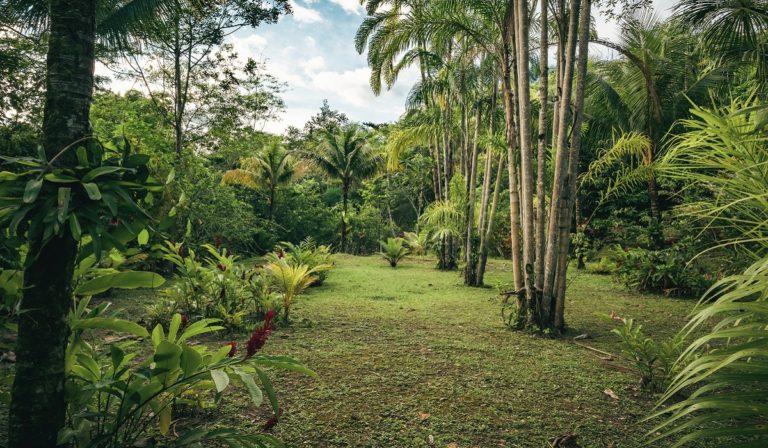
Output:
[{"xmin": 202, "ymin": 254, "xmax": 693, "ymax": 448}]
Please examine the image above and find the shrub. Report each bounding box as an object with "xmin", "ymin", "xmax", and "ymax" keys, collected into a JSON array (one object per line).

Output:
[
  {"xmin": 604, "ymin": 313, "xmax": 684, "ymax": 393},
  {"xmin": 268, "ymin": 237, "xmax": 335, "ymax": 286},
  {"xmin": 380, "ymin": 237, "xmax": 408, "ymax": 268},
  {"xmin": 262, "ymin": 258, "xmax": 328, "ymax": 322},
  {"xmin": 156, "ymin": 241, "xmax": 275, "ymax": 330},
  {"xmin": 62, "ymin": 302, "xmax": 314, "ymax": 447},
  {"xmin": 403, "ymin": 231, "xmax": 427, "ymax": 256},
  {"xmin": 612, "ymin": 238, "xmax": 714, "ymax": 297}
]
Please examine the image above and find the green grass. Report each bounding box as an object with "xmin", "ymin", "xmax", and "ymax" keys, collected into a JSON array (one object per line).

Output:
[
  {"xmin": 3, "ymin": 254, "xmax": 697, "ymax": 447},
  {"xmin": 178, "ymin": 254, "xmax": 693, "ymax": 448}
]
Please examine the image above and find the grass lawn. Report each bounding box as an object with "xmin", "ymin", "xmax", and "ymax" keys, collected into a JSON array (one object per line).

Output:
[
  {"xmin": 107, "ymin": 254, "xmax": 695, "ymax": 448},
  {"xmin": 0, "ymin": 255, "xmax": 696, "ymax": 447}
]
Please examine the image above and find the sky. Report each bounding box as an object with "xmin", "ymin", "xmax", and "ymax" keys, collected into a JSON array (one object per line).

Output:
[{"xmin": 100, "ymin": 0, "xmax": 677, "ymax": 134}]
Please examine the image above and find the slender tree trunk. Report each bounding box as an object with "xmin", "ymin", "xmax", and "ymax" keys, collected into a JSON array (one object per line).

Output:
[
  {"xmin": 9, "ymin": 0, "xmax": 95, "ymax": 445},
  {"xmin": 542, "ymin": 0, "xmax": 581, "ymax": 324},
  {"xmin": 535, "ymin": 0, "xmax": 549, "ymax": 292},
  {"xmin": 477, "ymin": 152, "xmax": 506, "ymax": 284},
  {"xmin": 464, "ymin": 107, "xmax": 482, "ymax": 286},
  {"xmin": 552, "ymin": 0, "xmax": 592, "ymax": 330},
  {"xmin": 501, "ymin": 1, "xmax": 523, "ymax": 292},
  {"xmin": 341, "ymin": 183, "xmax": 349, "ymax": 252},
  {"xmin": 173, "ymin": 13, "xmax": 184, "ymax": 159},
  {"xmin": 515, "ymin": 0, "xmax": 537, "ymax": 314},
  {"xmin": 433, "ymin": 137, "xmax": 443, "ymax": 201}
]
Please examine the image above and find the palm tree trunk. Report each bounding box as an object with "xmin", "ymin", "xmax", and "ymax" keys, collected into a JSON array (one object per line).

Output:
[
  {"xmin": 553, "ymin": 0, "xmax": 592, "ymax": 330},
  {"xmin": 501, "ymin": 1, "xmax": 523, "ymax": 292},
  {"xmin": 173, "ymin": 12, "xmax": 184, "ymax": 159},
  {"xmin": 9, "ymin": 0, "xmax": 95, "ymax": 445},
  {"xmin": 535, "ymin": 0, "xmax": 549, "ymax": 292},
  {"xmin": 341, "ymin": 183, "xmax": 349, "ymax": 252},
  {"xmin": 477, "ymin": 152, "xmax": 506, "ymax": 284},
  {"xmin": 542, "ymin": 0, "xmax": 581, "ymax": 325},
  {"xmin": 464, "ymin": 107, "xmax": 482, "ymax": 286},
  {"xmin": 515, "ymin": 0, "xmax": 537, "ymax": 312}
]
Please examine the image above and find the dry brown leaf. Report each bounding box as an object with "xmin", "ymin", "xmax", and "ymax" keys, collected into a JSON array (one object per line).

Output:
[
  {"xmin": 419, "ymin": 412, "xmax": 431, "ymax": 421},
  {"xmin": 446, "ymin": 444, "xmax": 459, "ymax": 448},
  {"xmin": 603, "ymin": 388, "xmax": 619, "ymax": 400}
]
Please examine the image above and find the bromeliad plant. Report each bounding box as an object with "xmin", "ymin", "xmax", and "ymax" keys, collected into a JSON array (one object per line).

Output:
[
  {"xmin": 62, "ymin": 303, "xmax": 315, "ymax": 447},
  {"xmin": 267, "ymin": 237, "xmax": 335, "ymax": 286},
  {"xmin": 380, "ymin": 237, "xmax": 408, "ymax": 268},
  {"xmin": 0, "ymin": 137, "xmax": 163, "ymax": 261}
]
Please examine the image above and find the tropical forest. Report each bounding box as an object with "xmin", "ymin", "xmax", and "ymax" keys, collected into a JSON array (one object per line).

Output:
[{"xmin": 0, "ymin": 0, "xmax": 767, "ymax": 446}]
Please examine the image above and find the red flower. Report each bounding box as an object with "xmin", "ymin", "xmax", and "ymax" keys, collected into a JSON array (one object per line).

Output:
[
  {"xmin": 217, "ymin": 263, "xmax": 226, "ymax": 271},
  {"xmin": 263, "ymin": 409, "xmax": 283, "ymax": 430},
  {"xmin": 226, "ymin": 341, "xmax": 237, "ymax": 357},
  {"xmin": 109, "ymin": 217, "xmax": 120, "ymax": 226},
  {"xmin": 180, "ymin": 314, "xmax": 189, "ymax": 328},
  {"xmin": 245, "ymin": 310, "xmax": 275, "ymax": 359}
]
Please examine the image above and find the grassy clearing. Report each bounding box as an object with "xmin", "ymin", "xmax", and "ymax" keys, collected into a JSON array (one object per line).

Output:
[{"xmin": 113, "ymin": 254, "xmax": 695, "ymax": 447}]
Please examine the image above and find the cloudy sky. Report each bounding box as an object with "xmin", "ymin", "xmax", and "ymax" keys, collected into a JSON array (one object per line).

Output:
[{"xmin": 102, "ymin": 0, "xmax": 677, "ymax": 134}]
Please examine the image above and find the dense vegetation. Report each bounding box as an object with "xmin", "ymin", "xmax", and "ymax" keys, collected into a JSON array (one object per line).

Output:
[{"xmin": 1, "ymin": 0, "xmax": 767, "ymax": 446}]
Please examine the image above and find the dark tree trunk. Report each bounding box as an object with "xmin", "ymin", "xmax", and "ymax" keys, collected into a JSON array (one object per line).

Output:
[{"xmin": 8, "ymin": 0, "xmax": 96, "ymax": 445}]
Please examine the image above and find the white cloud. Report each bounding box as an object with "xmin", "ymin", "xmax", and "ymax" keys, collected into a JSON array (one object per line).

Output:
[
  {"xmin": 289, "ymin": 0, "xmax": 324, "ymax": 23},
  {"xmin": 329, "ymin": 0, "xmax": 365, "ymax": 15},
  {"xmin": 300, "ymin": 56, "xmax": 326, "ymax": 74},
  {"xmin": 304, "ymin": 36, "xmax": 316, "ymax": 48},
  {"xmin": 229, "ymin": 34, "xmax": 268, "ymax": 62}
]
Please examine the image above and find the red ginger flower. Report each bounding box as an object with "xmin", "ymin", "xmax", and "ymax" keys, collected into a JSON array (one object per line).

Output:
[
  {"xmin": 245, "ymin": 310, "xmax": 275, "ymax": 359},
  {"xmin": 226, "ymin": 341, "xmax": 237, "ymax": 357},
  {"xmin": 180, "ymin": 314, "xmax": 189, "ymax": 328}
]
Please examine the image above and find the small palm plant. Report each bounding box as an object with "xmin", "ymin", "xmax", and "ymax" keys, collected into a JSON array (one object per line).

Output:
[
  {"xmin": 380, "ymin": 237, "xmax": 409, "ymax": 268},
  {"xmin": 403, "ymin": 231, "xmax": 428, "ymax": 256},
  {"xmin": 262, "ymin": 258, "xmax": 329, "ymax": 322}
]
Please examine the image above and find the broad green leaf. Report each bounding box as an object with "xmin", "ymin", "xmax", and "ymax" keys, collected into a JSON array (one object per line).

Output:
[
  {"xmin": 72, "ymin": 317, "xmax": 149, "ymax": 338},
  {"xmin": 137, "ymin": 228, "xmax": 150, "ymax": 245},
  {"xmin": 83, "ymin": 182, "xmax": 101, "ymax": 200},
  {"xmin": 82, "ymin": 166, "xmax": 125, "ymax": 182},
  {"xmin": 233, "ymin": 367, "xmax": 263, "ymax": 407},
  {"xmin": 158, "ymin": 405, "xmax": 171, "ymax": 436},
  {"xmin": 210, "ymin": 369, "xmax": 229, "ymax": 393},
  {"xmin": 57, "ymin": 187, "xmax": 71, "ymax": 223},
  {"xmin": 180, "ymin": 346, "xmax": 203, "ymax": 377},
  {"xmin": 68, "ymin": 214, "xmax": 81, "ymax": 240},
  {"xmin": 256, "ymin": 368, "xmax": 279, "ymax": 415},
  {"xmin": 74, "ymin": 271, "xmax": 165, "ymax": 296},
  {"xmin": 23, "ymin": 178, "xmax": 43, "ymax": 203}
]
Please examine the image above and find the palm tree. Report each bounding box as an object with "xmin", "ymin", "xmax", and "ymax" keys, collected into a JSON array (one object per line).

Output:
[
  {"xmin": 583, "ymin": 13, "xmax": 731, "ymax": 246},
  {"xmin": 222, "ymin": 142, "xmax": 294, "ymax": 217},
  {"xmin": 305, "ymin": 126, "xmax": 380, "ymax": 252},
  {"xmin": 263, "ymin": 258, "xmax": 328, "ymax": 322}
]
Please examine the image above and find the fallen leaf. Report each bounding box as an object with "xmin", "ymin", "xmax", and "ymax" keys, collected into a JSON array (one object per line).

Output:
[
  {"xmin": 447, "ymin": 444, "xmax": 459, "ymax": 448},
  {"xmin": 419, "ymin": 412, "xmax": 431, "ymax": 421},
  {"xmin": 603, "ymin": 388, "xmax": 619, "ymax": 400}
]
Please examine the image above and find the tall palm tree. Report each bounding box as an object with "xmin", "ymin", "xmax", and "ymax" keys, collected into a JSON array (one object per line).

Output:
[
  {"xmin": 222, "ymin": 142, "xmax": 294, "ymax": 217},
  {"xmin": 305, "ymin": 126, "xmax": 380, "ymax": 252}
]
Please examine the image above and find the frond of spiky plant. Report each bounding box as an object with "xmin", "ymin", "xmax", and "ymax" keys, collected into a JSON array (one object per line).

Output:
[
  {"xmin": 581, "ymin": 131, "xmax": 654, "ymax": 202},
  {"xmin": 419, "ymin": 200, "xmax": 464, "ymax": 244},
  {"xmin": 380, "ymin": 237, "xmax": 409, "ymax": 267},
  {"xmin": 657, "ymin": 96, "xmax": 768, "ymax": 257}
]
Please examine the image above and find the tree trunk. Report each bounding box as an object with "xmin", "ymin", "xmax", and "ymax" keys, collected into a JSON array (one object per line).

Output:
[
  {"xmin": 477, "ymin": 152, "xmax": 506, "ymax": 284},
  {"xmin": 501, "ymin": 1, "xmax": 523, "ymax": 292},
  {"xmin": 464, "ymin": 107, "xmax": 482, "ymax": 286},
  {"xmin": 553, "ymin": 0, "xmax": 592, "ymax": 330},
  {"xmin": 542, "ymin": 0, "xmax": 581, "ymax": 324},
  {"xmin": 173, "ymin": 13, "xmax": 184, "ymax": 158},
  {"xmin": 9, "ymin": 0, "xmax": 95, "ymax": 445},
  {"xmin": 515, "ymin": 0, "xmax": 537, "ymax": 315},
  {"xmin": 341, "ymin": 183, "xmax": 349, "ymax": 252},
  {"xmin": 535, "ymin": 0, "xmax": 549, "ymax": 292}
]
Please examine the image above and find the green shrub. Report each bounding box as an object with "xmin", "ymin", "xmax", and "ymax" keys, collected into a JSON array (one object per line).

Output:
[
  {"xmin": 403, "ymin": 231, "xmax": 427, "ymax": 256},
  {"xmin": 380, "ymin": 237, "xmax": 408, "ymax": 268},
  {"xmin": 156, "ymin": 241, "xmax": 275, "ymax": 330},
  {"xmin": 262, "ymin": 258, "xmax": 329, "ymax": 322},
  {"xmin": 612, "ymin": 238, "xmax": 714, "ymax": 297},
  {"xmin": 268, "ymin": 237, "xmax": 335, "ymax": 286},
  {"xmin": 62, "ymin": 302, "xmax": 314, "ymax": 447},
  {"xmin": 604, "ymin": 314, "xmax": 684, "ymax": 393}
]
